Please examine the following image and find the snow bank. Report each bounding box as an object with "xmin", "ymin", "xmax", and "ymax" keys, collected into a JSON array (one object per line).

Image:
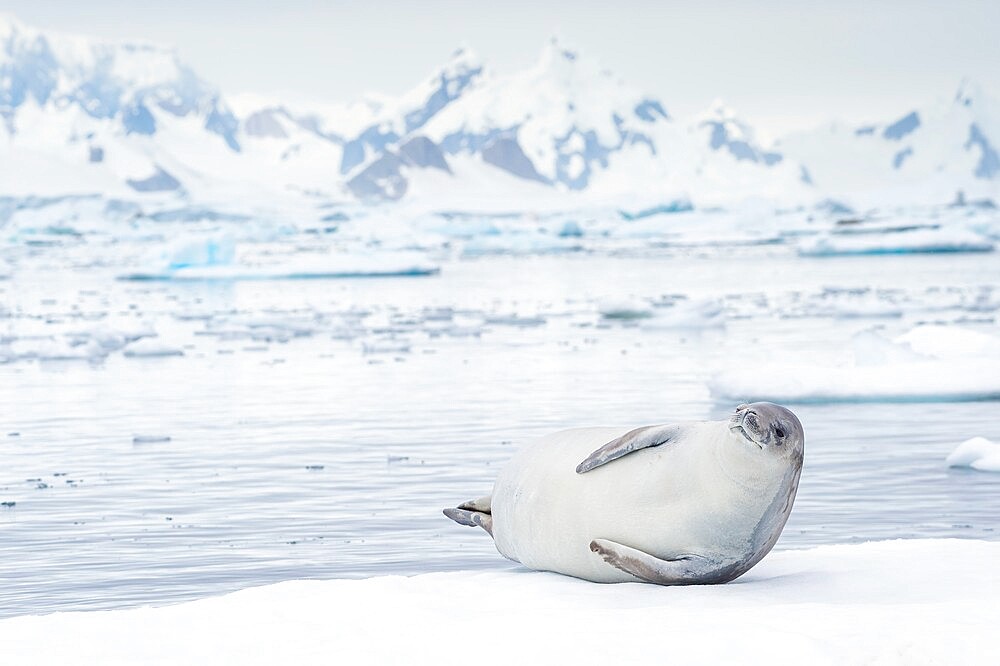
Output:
[
  {"xmin": 119, "ymin": 236, "xmax": 440, "ymax": 280},
  {"xmin": 0, "ymin": 539, "xmax": 997, "ymax": 665},
  {"xmin": 947, "ymin": 437, "xmax": 1000, "ymax": 472},
  {"xmin": 711, "ymin": 325, "xmax": 1000, "ymax": 403},
  {"xmin": 798, "ymin": 228, "xmax": 994, "ymax": 256}
]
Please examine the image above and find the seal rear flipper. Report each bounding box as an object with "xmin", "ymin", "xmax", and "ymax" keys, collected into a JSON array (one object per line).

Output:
[
  {"xmin": 576, "ymin": 424, "xmax": 683, "ymax": 473},
  {"xmin": 589, "ymin": 539, "xmax": 734, "ymax": 585},
  {"xmin": 457, "ymin": 495, "xmax": 491, "ymax": 513},
  {"xmin": 443, "ymin": 507, "xmax": 494, "ymax": 537}
]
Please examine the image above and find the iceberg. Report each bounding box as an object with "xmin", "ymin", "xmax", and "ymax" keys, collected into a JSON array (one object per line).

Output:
[
  {"xmin": 947, "ymin": 437, "xmax": 1000, "ymax": 472},
  {"xmin": 0, "ymin": 539, "xmax": 996, "ymax": 664},
  {"xmin": 618, "ymin": 200, "xmax": 694, "ymax": 220},
  {"xmin": 798, "ymin": 228, "xmax": 994, "ymax": 256}
]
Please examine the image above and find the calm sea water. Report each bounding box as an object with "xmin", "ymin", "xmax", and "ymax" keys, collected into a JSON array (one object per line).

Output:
[{"xmin": 1, "ymin": 246, "xmax": 999, "ymax": 618}]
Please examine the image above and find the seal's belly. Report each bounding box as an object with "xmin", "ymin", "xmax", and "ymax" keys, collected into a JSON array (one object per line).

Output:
[{"xmin": 491, "ymin": 426, "xmax": 765, "ymax": 583}]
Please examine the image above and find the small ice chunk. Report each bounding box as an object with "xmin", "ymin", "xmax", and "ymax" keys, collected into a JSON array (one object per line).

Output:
[
  {"xmin": 362, "ymin": 339, "xmax": 411, "ymax": 354},
  {"xmin": 556, "ymin": 220, "xmax": 584, "ymax": 238},
  {"xmin": 599, "ymin": 297, "xmax": 653, "ymax": 320},
  {"xmin": 133, "ymin": 435, "xmax": 172, "ymax": 444},
  {"xmin": 483, "ymin": 314, "xmax": 547, "ymax": 327},
  {"xmin": 946, "ymin": 437, "xmax": 1000, "ymax": 472},
  {"xmin": 646, "ymin": 298, "xmax": 725, "ymax": 329},
  {"xmin": 123, "ymin": 339, "xmax": 184, "ymax": 358}
]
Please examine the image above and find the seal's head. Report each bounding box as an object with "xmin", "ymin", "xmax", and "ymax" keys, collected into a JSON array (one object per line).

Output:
[{"xmin": 729, "ymin": 402, "xmax": 804, "ymax": 463}]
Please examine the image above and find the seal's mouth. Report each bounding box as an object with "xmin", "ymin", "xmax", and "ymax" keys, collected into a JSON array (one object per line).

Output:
[{"xmin": 730, "ymin": 411, "xmax": 764, "ymax": 450}]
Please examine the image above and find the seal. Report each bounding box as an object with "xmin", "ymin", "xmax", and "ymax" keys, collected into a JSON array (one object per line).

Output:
[{"xmin": 444, "ymin": 402, "xmax": 804, "ymax": 585}]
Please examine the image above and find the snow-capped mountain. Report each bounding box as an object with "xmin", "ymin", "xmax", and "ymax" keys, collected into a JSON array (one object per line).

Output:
[
  {"xmin": 2, "ymin": 14, "xmax": 998, "ymax": 209},
  {"xmin": 335, "ymin": 37, "xmax": 808, "ymax": 205},
  {"xmin": 779, "ymin": 79, "xmax": 1000, "ymax": 205},
  {"xmin": 0, "ymin": 14, "xmax": 243, "ymax": 194}
]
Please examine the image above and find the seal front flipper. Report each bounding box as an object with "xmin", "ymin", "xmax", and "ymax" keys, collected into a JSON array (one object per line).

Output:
[
  {"xmin": 576, "ymin": 424, "xmax": 682, "ymax": 473},
  {"xmin": 589, "ymin": 539, "xmax": 733, "ymax": 585}
]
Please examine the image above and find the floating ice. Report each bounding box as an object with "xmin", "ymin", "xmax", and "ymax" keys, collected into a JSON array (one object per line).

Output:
[
  {"xmin": 461, "ymin": 232, "xmax": 582, "ymax": 257},
  {"xmin": 484, "ymin": 313, "xmax": 547, "ymax": 327},
  {"xmin": 556, "ymin": 220, "xmax": 584, "ymax": 238},
  {"xmin": 896, "ymin": 324, "xmax": 1000, "ymax": 359},
  {"xmin": 598, "ymin": 297, "xmax": 654, "ymax": 320},
  {"xmin": 645, "ymin": 298, "xmax": 725, "ymax": 329},
  {"xmin": 12, "ymin": 337, "xmax": 106, "ymax": 362},
  {"xmin": 362, "ymin": 339, "xmax": 412, "ymax": 354},
  {"xmin": 711, "ymin": 325, "xmax": 1000, "ymax": 403},
  {"xmin": 0, "ymin": 540, "xmax": 997, "ymax": 664},
  {"xmin": 164, "ymin": 235, "xmax": 237, "ymax": 269},
  {"xmin": 946, "ymin": 437, "xmax": 1000, "ymax": 472},
  {"xmin": 132, "ymin": 435, "xmax": 172, "ymax": 444},
  {"xmin": 120, "ymin": 236, "xmax": 440, "ymax": 280},
  {"xmin": 123, "ymin": 339, "xmax": 184, "ymax": 358},
  {"xmin": 798, "ymin": 228, "xmax": 994, "ymax": 256},
  {"xmin": 618, "ymin": 200, "xmax": 694, "ymax": 220}
]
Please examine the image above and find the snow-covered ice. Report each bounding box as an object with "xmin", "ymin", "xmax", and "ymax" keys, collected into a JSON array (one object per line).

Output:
[
  {"xmin": 119, "ymin": 236, "xmax": 440, "ymax": 280},
  {"xmin": 598, "ymin": 296, "xmax": 654, "ymax": 320},
  {"xmin": 0, "ymin": 539, "xmax": 996, "ymax": 665},
  {"xmin": 711, "ymin": 325, "xmax": 1000, "ymax": 403},
  {"xmin": 122, "ymin": 338, "xmax": 184, "ymax": 358},
  {"xmin": 798, "ymin": 228, "xmax": 995, "ymax": 256},
  {"xmin": 947, "ymin": 437, "xmax": 1000, "ymax": 472}
]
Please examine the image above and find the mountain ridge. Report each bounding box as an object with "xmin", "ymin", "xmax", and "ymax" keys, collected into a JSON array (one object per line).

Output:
[{"xmin": 2, "ymin": 15, "xmax": 998, "ymax": 208}]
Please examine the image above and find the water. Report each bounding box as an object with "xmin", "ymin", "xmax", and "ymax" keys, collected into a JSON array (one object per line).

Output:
[{"xmin": 2, "ymin": 244, "xmax": 999, "ymax": 619}]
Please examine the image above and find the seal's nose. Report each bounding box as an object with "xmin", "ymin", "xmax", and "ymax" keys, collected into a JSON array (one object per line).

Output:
[{"xmin": 744, "ymin": 411, "xmax": 760, "ymax": 431}]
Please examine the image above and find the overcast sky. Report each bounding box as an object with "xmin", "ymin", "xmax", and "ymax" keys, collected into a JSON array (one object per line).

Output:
[{"xmin": 5, "ymin": 0, "xmax": 998, "ymax": 135}]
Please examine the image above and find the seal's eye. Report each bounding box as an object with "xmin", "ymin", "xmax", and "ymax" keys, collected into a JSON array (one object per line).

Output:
[{"xmin": 774, "ymin": 426, "xmax": 786, "ymax": 439}]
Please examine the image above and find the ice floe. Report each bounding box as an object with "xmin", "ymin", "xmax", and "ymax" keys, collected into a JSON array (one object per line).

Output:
[
  {"xmin": 122, "ymin": 338, "xmax": 184, "ymax": 358},
  {"xmin": 646, "ymin": 298, "xmax": 726, "ymax": 328},
  {"xmin": 0, "ymin": 539, "xmax": 996, "ymax": 665},
  {"xmin": 461, "ymin": 231, "xmax": 583, "ymax": 257},
  {"xmin": 600, "ymin": 296, "xmax": 725, "ymax": 328},
  {"xmin": 711, "ymin": 325, "xmax": 1000, "ymax": 403},
  {"xmin": 598, "ymin": 297, "xmax": 654, "ymax": 320},
  {"xmin": 947, "ymin": 437, "xmax": 1000, "ymax": 472},
  {"xmin": 798, "ymin": 227, "xmax": 994, "ymax": 256},
  {"xmin": 2, "ymin": 321, "xmax": 161, "ymax": 364},
  {"xmin": 119, "ymin": 236, "xmax": 440, "ymax": 280}
]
